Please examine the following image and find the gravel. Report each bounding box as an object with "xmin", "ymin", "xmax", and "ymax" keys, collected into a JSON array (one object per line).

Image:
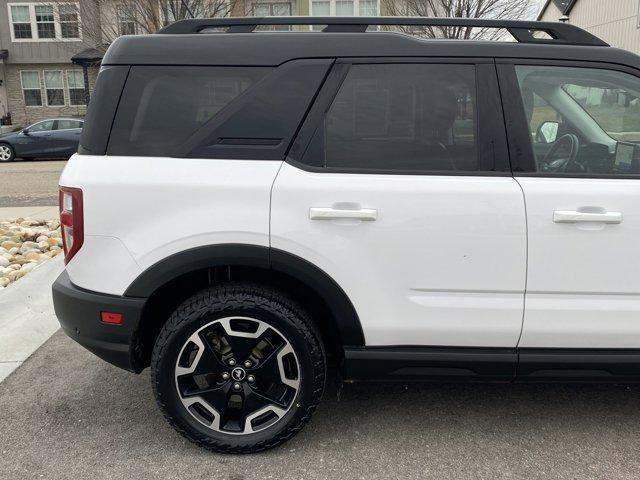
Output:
[{"xmin": 0, "ymin": 217, "xmax": 63, "ymax": 289}]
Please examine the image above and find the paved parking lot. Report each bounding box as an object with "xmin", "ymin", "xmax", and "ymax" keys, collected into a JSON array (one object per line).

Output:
[
  {"xmin": 2, "ymin": 332, "xmax": 640, "ymax": 479},
  {"xmin": 0, "ymin": 160, "xmax": 65, "ymax": 207}
]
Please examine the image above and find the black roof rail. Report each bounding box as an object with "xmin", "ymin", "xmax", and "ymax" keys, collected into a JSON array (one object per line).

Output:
[{"xmin": 157, "ymin": 16, "xmax": 608, "ymax": 47}]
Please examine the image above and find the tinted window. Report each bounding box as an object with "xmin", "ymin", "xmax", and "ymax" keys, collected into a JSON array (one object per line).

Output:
[
  {"xmin": 516, "ymin": 65, "xmax": 640, "ymax": 176},
  {"xmin": 57, "ymin": 119, "xmax": 82, "ymax": 130},
  {"xmin": 108, "ymin": 66, "xmax": 269, "ymax": 157},
  {"xmin": 28, "ymin": 120, "xmax": 54, "ymax": 132},
  {"xmin": 323, "ymin": 64, "xmax": 478, "ymax": 173}
]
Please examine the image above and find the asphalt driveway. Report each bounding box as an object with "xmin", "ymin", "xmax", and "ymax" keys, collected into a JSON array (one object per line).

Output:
[
  {"xmin": 2, "ymin": 332, "xmax": 640, "ymax": 479},
  {"xmin": 0, "ymin": 160, "xmax": 65, "ymax": 207}
]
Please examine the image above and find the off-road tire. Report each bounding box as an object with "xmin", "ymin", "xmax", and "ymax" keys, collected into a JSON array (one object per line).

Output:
[{"xmin": 151, "ymin": 282, "xmax": 326, "ymax": 454}]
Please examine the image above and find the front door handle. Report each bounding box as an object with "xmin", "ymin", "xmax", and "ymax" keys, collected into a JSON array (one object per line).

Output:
[
  {"xmin": 553, "ymin": 210, "xmax": 622, "ymax": 224},
  {"xmin": 309, "ymin": 207, "xmax": 377, "ymax": 221}
]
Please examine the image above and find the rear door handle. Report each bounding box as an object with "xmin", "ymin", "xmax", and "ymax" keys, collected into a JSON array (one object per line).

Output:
[
  {"xmin": 553, "ymin": 210, "xmax": 622, "ymax": 224},
  {"xmin": 309, "ymin": 207, "xmax": 377, "ymax": 221}
]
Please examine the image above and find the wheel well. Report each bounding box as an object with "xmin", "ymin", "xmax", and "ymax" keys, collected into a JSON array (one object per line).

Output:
[{"xmin": 131, "ymin": 265, "xmax": 348, "ymax": 372}]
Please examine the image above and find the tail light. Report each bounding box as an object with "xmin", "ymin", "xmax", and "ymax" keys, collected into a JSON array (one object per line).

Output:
[{"xmin": 59, "ymin": 186, "xmax": 84, "ymax": 264}]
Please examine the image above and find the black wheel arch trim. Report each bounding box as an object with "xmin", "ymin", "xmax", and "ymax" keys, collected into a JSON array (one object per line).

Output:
[{"xmin": 124, "ymin": 243, "xmax": 365, "ymax": 347}]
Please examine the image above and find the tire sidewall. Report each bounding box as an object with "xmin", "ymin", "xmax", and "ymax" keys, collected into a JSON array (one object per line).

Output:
[{"xmin": 152, "ymin": 288, "xmax": 325, "ymax": 450}]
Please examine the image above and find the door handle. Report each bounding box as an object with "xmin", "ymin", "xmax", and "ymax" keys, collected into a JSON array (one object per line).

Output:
[
  {"xmin": 309, "ymin": 207, "xmax": 377, "ymax": 221},
  {"xmin": 553, "ymin": 210, "xmax": 622, "ymax": 224}
]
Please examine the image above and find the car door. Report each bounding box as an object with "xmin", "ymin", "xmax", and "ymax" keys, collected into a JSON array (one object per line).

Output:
[
  {"xmin": 17, "ymin": 119, "xmax": 55, "ymax": 156},
  {"xmin": 52, "ymin": 119, "xmax": 83, "ymax": 156},
  {"xmin": 271, "ymin": 59, "xmax": 527, "ymax": 353},
  {"xmin": 498, "ymin": 61, "xmax": 640, "ymax": 352}
]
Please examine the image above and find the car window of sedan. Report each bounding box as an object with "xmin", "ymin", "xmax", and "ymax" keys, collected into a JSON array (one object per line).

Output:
[
  {"xmin": 57, "ymin": 119, "xmax": 82, "ymax": 130},
  {"xmin": 28, "ymin": 120, "xmax": 54, "ymax": 132}
]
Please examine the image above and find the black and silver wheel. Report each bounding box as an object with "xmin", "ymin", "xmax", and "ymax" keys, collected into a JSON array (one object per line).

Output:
[
  {"xmin": 151, "ymin": 283, "xmax": 326, "ymax": 453},
  {"xmin": 0, "ymin": 143, "xmax": 15, "ymax": 162}
]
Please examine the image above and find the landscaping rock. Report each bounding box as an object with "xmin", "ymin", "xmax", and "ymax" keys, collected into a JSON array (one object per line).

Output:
[{"xmin": 0, "ymin": 217, "xmax": 62, "ymax": 289}]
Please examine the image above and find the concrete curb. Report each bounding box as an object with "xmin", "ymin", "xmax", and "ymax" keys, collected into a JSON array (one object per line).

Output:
[
  {"xmin": 0, "ymin": 205, "xmax": 59, "ymax": 220},
  {"xmin": 0, "ymin": 255, "xmax": 64, "ymax": 382}
]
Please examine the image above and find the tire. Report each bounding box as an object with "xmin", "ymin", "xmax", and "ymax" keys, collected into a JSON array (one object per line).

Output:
[
  {"xmin": 0, "ymin": 143, "xmax": 15, "ymax": 162},
  {"xmin": 151, "ymin": 282, "xmax": 326, "ymax": 453}
]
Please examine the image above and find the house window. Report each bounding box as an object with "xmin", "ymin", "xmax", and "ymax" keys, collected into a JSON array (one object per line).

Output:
[
  {"xmin": 7, "ymin": 3, "xmax": 81, "ymax": 41},
  {"xmin": 117, "ymin": 4, "xmax": 136, "ymax": 35},
  {"xmin": 35, "ymin": 5, "xmax": 55, "ymax": 38},
  {"xmin": 10, "ymin": 5, "xmax": 32, "ymax": 39},
  {"xmin": 358, "ymin": 0, "xmax": 377, "ymax": 15},
  {"xmin": 20, "ymin": 71, "xmax": 42, "ymax": 106},
  {"xmin": 44, "ymin": 70, "xmax": 65, "ymax": 106},
  {"xmin": 253, "ymin": 3, "xmax": 292, "ymax": 16},
  {"xmin": 336, "ymin": 0, "xmax": 353, "ymax": 15},
  {"xmin": 310, "ymin": 0, "xmax": 377, "ymax": 16},
  {"xmin": 67, "ymin": 70, "xmax": 86, "ymax": 106},
  {"xmin": 253, "ymin": 2, "xmax": 292, "ymax": 30},
  {"xmin": 59, "ymin": 4, "xmax": 80, "ymax": 38}
]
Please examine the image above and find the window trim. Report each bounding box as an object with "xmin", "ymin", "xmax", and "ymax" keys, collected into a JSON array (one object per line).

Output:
[
  {"xmin": 43, "ymin": 69, "xmax": 66, "ymax": 107},
  {"xmin": 34, "ymin": 4, "xmax": 55, "ymax": 39},
  {"xmin": 7, "ymin": 2, "xmax": 82, "ymax": 42},
  {"xmin": 58, "ymin": 2, "xmax": 81, "ymax": 39},
  {"xmin": 66, "ymin": 69, "xmax": 86, "ymax": 106},
  {"xmin": 287, "ymin": 57, "xmax": 512, "ymax": 177},
  {"xmin": 20, "ymin": 70, "xmax": 43, "ymax": 107},
  {"xmin": 496, "ymin": 58, "xmax": 640, "ymax": 179},
  {"xmin": 116, "ymin": 3, "xmax": 137, "ymax": 36}
]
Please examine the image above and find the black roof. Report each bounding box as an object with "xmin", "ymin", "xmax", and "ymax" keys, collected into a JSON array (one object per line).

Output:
[{"xmin": 101, "ymin": 17, "xmax": 639, "ymax": 69}]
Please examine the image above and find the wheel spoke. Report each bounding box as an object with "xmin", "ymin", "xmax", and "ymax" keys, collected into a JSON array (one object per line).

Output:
[{"xmin": 175, "ymin": 316, "xmax": 300, "ymax": 435}]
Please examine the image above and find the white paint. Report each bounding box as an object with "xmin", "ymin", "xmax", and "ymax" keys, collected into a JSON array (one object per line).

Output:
[
  {"xmin": 271, "ymin": 162, "xmax": 527, "ymax": 346},
  {"xmin": 517, "ymin": 176, "xmax": 640, "ymax": 348},
  {"xmin": 59, "ymin": 154, "xmax": 283, "ymax": 295}
]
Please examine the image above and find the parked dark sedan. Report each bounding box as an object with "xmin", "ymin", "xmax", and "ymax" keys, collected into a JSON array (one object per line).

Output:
[{"xmin": 0, "ymin": 118, "xmax": 83, "ymax": 162}]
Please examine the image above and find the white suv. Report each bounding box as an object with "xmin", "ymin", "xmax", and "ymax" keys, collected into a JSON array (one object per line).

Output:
[{"xmin": 53, "ymin": 17, "xmax": 640, "ymax": 453}]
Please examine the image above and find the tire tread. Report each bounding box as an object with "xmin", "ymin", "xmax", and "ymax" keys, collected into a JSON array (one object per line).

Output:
[{"xmin": 151, "ymin": 282, "xmax": 325, "ymax": 454}]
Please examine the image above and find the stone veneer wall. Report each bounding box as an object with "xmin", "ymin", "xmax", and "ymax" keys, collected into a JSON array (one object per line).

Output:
[{"xmin": 5, "ymin": 63, "xmax": 99, "ymax": 128}]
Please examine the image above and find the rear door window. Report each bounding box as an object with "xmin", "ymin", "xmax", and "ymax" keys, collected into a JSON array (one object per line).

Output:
[
  {"xmin": 322, "ymin": 63, "xmax": 479, "ymax": 173},
  {"xmin": 56, "ymin": 119, "xmax": 82, "ymax": 130},
  {"xmin": 107, "ymin": 66, "xmax": 270, "ymax": 157}
]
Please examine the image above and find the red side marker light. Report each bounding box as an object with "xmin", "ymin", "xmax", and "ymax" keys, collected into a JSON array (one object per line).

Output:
[{"xmin": 100, "ymin": 311, "xmax": 124, "ymax": 325}]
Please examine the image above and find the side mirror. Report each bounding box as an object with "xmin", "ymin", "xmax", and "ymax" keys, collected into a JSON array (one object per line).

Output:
[
  {"xmin": 21, "ymin": 128, "xmax": 30, "ymax": 135},
  {"xmin": 536, "ymin": 121, "xmax": 559, "ymax": 144}
]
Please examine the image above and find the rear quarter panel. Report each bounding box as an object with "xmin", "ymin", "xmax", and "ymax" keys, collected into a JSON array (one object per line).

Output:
[{"xmin": 59, "ymin": 154, "xmax": 282, "ymax": 295}]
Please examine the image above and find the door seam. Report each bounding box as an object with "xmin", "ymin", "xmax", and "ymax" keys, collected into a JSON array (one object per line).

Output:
[
  {"xmin": 513, "ymin": 176, "xmax": 529, "ymax": 352},
  {"xmin": 267, "ymin": 160, "xmax": 286, "ymax": 266}
]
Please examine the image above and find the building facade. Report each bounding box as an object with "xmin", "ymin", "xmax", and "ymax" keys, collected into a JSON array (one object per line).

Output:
[
  {"xmin": 0, "ymin": 0, "xmax": 103, "ymax": 128},
  {"xmin": 538, "ymin": 0, "xmax": 640, "ymax": 55}
]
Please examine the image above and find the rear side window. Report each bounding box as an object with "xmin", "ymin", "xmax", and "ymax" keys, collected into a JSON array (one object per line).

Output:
[
  {"xmin": 57, "ymin": 119, "xmax": 82, "ymax": 130},
  {"xmin": 108, "ymin": 66, "xmax": 269, "ymax": 157},
  {"xmin": 322, "ymin": 64, "xmax": 478, "ymax": 173}
]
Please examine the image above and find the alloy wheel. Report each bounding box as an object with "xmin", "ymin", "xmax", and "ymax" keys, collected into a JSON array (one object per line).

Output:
[
  {"xmin": 174, "ymin": 316, "xmax": 301, "ymax": 435},
  {"xmin": 0, "ymin": 145, "xmax": 13, "ymax": 161}
]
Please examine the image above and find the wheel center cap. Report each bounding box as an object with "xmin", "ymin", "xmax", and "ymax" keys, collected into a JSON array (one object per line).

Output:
[{"xmin": 231, "ymin": 367, "xmax": 246, "ymax": 381}]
